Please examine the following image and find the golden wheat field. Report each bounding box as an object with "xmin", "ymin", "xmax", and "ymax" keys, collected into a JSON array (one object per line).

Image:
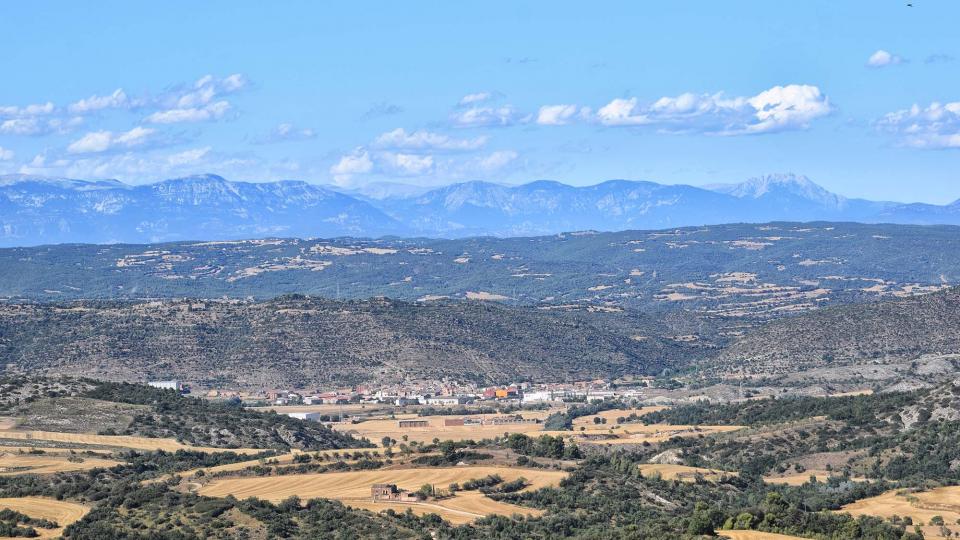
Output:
[
  {"xmin": 717, "ymin": 531, "xmax": 810, "ymax": 540},
  {"xmin": 0, "ymin": 497, "xmax": 89, "ymax": 539},
  {"xmin": 762, "ymin": 472, "xmax": 870, "ymax": 486},
  {"xmin": 638, "ymin": 463, "xmax": 737, "ymax": 482},
  {"xmin": 0, "ymin": 430, "xmax": 263, "ymax": 454},
  {"xmin": 0, "ymin": 452, "xmax": 122, "ymax": 476},
  {"xmin": 840, "ymin": 487, "xmax": 960, "ymax": 540},
  {"xmin": 197, "ymin": 465, "xmax": 566, "ymax": 524}
]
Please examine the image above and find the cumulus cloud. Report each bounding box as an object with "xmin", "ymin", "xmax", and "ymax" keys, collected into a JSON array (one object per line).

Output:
[
  {"xmin": 145, "ymin": 100, "xmax": 231, "ymax": 124},
  {"xmin": 374, "ymin": 128, "xmax": 487, "ymax": 151},
  {"xmin": 877, "ymin": 101, "xmax": 960, "ymax": 149},
  {"xmin": 146, "ymin": 74, "xmax": 247, "ymax": 124},
  {"xmin": 450, "ymin": 105, "xmax": 528, "ymax": 128},
  {"xmin": 536, "ymin": 105, "xmax": 581, "ymax": 126},
  {"xmin": 0, "ymin": 101, "xmax": 80, "ymax": 136},
  {"xmin": 458, "ymin": 92, "xmax": 493, "ymax": 106},
  {"xmin": 67, "ymin": 127, "xmax": 157, "ymax": 154},
  {"xmin": 0, "ymin": 146, "xmax": 13, "ymax": 161},
  {"xmin": 166, "ymin": 146, "xmax": 212, "ymax": 166},
  {"xmin": 329, "ymin": 148, "xmax": 374, "ymax": 185},
  {"xmin": 379, "ymin": 152, "xmax": 434, "ymax": 176},
  {"xmin": 68, "ymin": 89, "xmax": 132, "ymax": 114},
  {"xmin": 590, "ymin": 84, "xmax": 831, "ymax": 134},
  {"xmin": 867, "ymin": 49, "xmax": 905, "ymax": 68}
]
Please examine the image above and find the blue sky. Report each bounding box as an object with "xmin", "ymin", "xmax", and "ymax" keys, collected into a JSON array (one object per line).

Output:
[{"xmin": 1, "ymin": 1, "xmax": 959, "ymax": 203}]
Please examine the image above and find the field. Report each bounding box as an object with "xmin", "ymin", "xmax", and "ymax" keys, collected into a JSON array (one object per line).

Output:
[
  {"xmin": 333, "ymin": 413, "xmax": 550, "ymax": 445},
  {"xmin": 638, "ymin": 464, "xmax": 737, "ymax": 483},
  {"xmin": 197, "ymin": 465, "xmax": 566, "ymax": 524},
  {"xmin": 571, "ymin": 406, "xmax": 667, "ymax": 428},
  {"xmin": 0, "ymin": 451, "xmax": 121, "ymax": 476},
  {"xmin": 0, "ymin": 430, "xmax": 264, "ymax": 454},
  {"xmin": 0, "ymin": 497, "xmax": 90, "ymax": 539},
  {"xmin": 717, "ymin": 531, "xmax": 809, "ymax": 540},
  {"xmin": 840, "ymin": 487, "xmax": 960, "ymax": 539},
  {"xmin": 559, "ymin": 423, "xmax": 745, "ymax": 446},
  {"xmin": 762, "ymin": 471, "xmax": 869, "ymax": 486}
]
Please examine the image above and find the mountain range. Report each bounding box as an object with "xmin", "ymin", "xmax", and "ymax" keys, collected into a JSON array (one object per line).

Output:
[{"xmin": 2, "ymin": 172, "xmax": 959, "ymax": 246}]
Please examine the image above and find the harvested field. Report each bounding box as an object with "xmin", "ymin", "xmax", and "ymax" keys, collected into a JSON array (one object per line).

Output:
[
  {"xmin": 571, "ymin": 407, "xmax": 667, "ymax": 428},
  {"xmin": 639, "ymin": 464, "xmax": 737, "ymax": 482},
  {"xmin": 0, "ymin": 430, "xmax": 263, "ymax": 454},
  {"xmin": 560, "ymin": 424, "xmax": 744, "ymax": 445},
  {"xmin": 718, "ymin": 531, "xmax": 809, "ymax": 540},
  {"xmin": 841, "ymin": 487, "xmax": 960, "ymax": 539},
  {"xmin": 0, "ymin": 451, "xmax": 122, "ymax": 476},
  {"xmin": 763, "ymin": 472, "xmax": 869, "ymax": 486},
  {"xmin": 334, "ymin": 414, "xmax": 549, "ymax": 445},
  {"xmin": 0, "ymin": 497, "xmax": 89, "ymax": 539},
  {"xmin": 197, "ymin": 465, "xmax": 565, "ymax": 524}
]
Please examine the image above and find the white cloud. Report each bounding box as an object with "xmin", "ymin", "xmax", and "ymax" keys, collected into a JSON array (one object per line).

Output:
[
  {"xmin": 67, "ymin": 127, "xmax": 156, "ymax": 154},
  {"xmin": 458, "ymin": 92, "xmax": 493, "ymax": 106},
  {"xmin": 68, "ymin": 89, "xmax": 131, "ymax": 114},
  {"xmin": 145, "ymin": 100, "xmax": 231, "ymax": 124},
  {"xmin": 867, "ymin": 49, "xmax": 905, "ymax": 68},
  {"xmin": 379, "ymin": 152, "xmax": 434, "ymax": 176},
  {"xmin": 536, "ymin": 105, "xmax": 580, "ymax": 125},
  {"xmin": 451, "ymin": 105, "xmax": 528, "ymax": 128},
  {"xmin": 144, "ymin": 74, "xmax": 247, "ymax": 124},
  {"xmin": 0, "ymin": 146, "xmax": 13, "ymax": 161},
  {"xmin": 590, "ymin": 84, "xmax": 831, "ymax": 134},
  {"xmin": 329, "ymin": 148, "xmax": 374, "ymax": 185},
  {"xmin": 0, "ymin": 102, "xmax": 55, "ymax": 118},
  {"xmin": 743, "ymin": 85, "xmax": 832, "ymax": 134},
  {"xmin": 877, "ymin": 101, "xmax": 960, "ymax": 149},
  {"xmin": 374, "ymin": 128, "xmax": 487, "ymax": 151}
]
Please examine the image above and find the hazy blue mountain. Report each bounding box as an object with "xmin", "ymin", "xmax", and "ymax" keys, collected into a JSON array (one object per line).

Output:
[
  {"xmin": 0, "ymin": 174, "xmax": 401, "ymax": 246},
  {"xmin": 2, "ymin": 172, "xmax": 960, "ymax": 246}
]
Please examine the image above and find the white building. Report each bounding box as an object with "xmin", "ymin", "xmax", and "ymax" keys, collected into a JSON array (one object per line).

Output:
[
  {"xmin": 285, "ymin": 412, "xmax": 324, "ymax": 422},
  {"xmin": 148, "ymin": 380, "xmax": 181, "ymax": 391},
  {"xmin": 520, "ymin": 390, "xmax": 550, "ymax": 403}
]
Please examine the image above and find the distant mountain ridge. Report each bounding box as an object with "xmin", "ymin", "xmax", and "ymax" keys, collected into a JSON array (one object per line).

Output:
[{"xmin": 1, "ymin": 172, "xmax": 958, "ymax": 246}]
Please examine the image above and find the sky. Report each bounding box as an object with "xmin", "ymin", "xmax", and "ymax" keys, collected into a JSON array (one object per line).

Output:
[{"xmin": 1, "ymin": 1, "xmax": 959, "ymax": 203}]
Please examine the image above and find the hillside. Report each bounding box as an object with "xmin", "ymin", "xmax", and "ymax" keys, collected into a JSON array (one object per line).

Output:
[
  {"xmin": 4, "ymin": 173, "xmax": 960, "ymax": 245},
  {"xmin": 712, "ymin": 287, "xmax": 960, "ymax": 377},
  {"xmin": 1, "ymin": 222, "xmax": 957, "ymax": 321},
  {"xmin": 0, "ymin": 376, "xmax": 364, "ymax": 450},
  {"xmin": 0, "ymin": 297, "xmax": 697, "ymax": 388}
]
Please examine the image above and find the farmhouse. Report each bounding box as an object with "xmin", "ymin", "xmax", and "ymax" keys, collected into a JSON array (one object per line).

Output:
[
  {"xmin": 371, "ymin": 483, "xmax": 419, "ymax": 502},
  {"xmin": 397, "ymin": 419, "xmax": 430, "ymax": 428}
]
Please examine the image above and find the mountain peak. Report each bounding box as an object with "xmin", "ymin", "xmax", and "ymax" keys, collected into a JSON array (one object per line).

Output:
[{"xmin": 709, "ymin": 173, "xmax": 846, "ymax": 209}]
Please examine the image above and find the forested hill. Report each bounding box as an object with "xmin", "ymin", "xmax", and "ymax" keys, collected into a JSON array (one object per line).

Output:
[
  {"xmin": 1, "ymin": 221, "xmax": 958, "ymax": 320},
  {"xmin": 0, "ymin": 297, "xmax": 700, "ymax": 388},
  {"xmin": 713, "ymin": 286, "xmax": 960, "ymax": 376}
]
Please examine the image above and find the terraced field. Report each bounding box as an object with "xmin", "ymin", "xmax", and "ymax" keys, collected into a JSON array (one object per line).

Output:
[
  {"xmin": 0, "ymin": 430, "xmax": 263, "ymax": 454},
  {"xmin": 0, "ymin": 451, "xmax": 121, "ymax": 476},
  {"xmin": 0, "ymin": 497, "xmax": 89, "ymax": 539},
  {"xmin": 841, "ymin": 487, "xmax": 960, "ymax": 539},
  {"xmin": 197, "ymin": 465, "xmax": 566, "ymax": 524}
]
